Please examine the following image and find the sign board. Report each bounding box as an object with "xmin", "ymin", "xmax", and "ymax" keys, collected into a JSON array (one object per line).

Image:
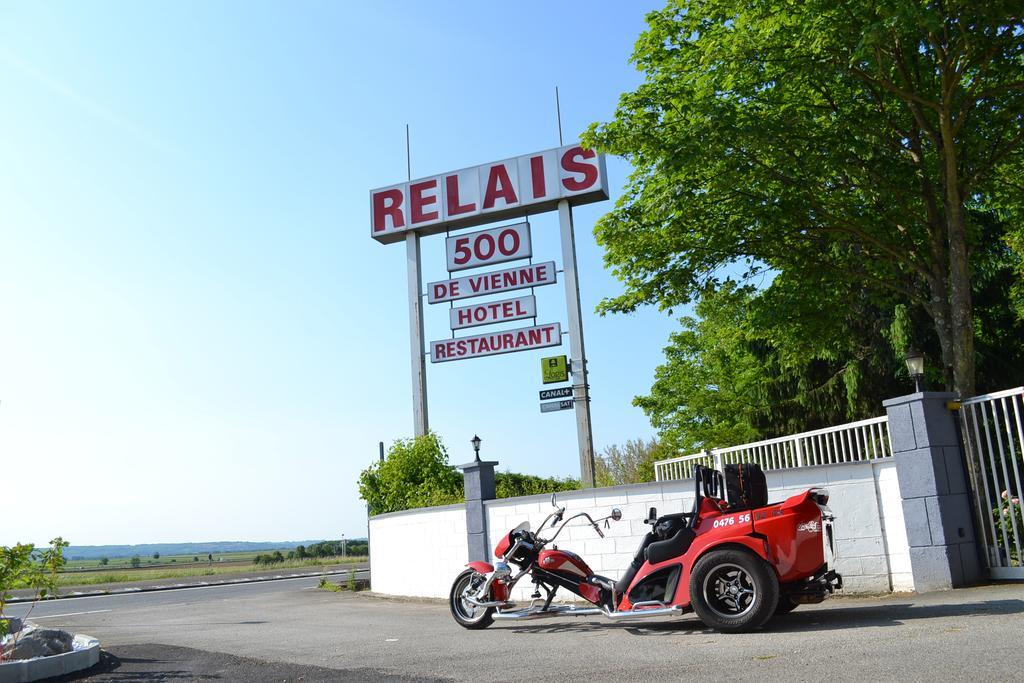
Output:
[
  {"xmin": 446, "ymin": 222, "xmax": 531, "ymax": 272},
  {"xmin": 541, "ymin": 399, "xmax": 574, "ymax": 413},
  {"xmin": 370, "ymin": 144, "xmax": 609, "ymax": 244},
  {"xmin": 539, "ymin": 387, "xmax": 573, "ymax": 401},
  {"xmin": 450, "ymin": 295, "xmax": 535, "ymax": 331},
  {"xmin": 428, "ymin": 261, "xmax": 556, "ymax": 304},
  {"xmin": 541, "ymin": 355, "xmax": 569, "ymax": 384},
  {"xmin": 430, "ymin": 322, "xmax": 561, "ymax": 363}
]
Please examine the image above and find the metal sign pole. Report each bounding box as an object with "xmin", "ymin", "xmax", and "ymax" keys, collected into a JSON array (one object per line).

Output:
[
  {"xmin": 557, "ymin": 199, "xmax": 596, "ymax": 487},
  {"xmin": 407, "ymin": 231, "xmax": 429, "ymax": 436}
]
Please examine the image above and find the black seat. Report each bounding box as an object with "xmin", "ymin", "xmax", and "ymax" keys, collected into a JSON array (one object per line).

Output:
[{"xmin": 645, "ymin": 527, "xmax": 696, "ymax": 565}]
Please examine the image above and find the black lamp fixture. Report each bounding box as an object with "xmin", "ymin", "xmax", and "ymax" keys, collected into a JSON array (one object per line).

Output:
[
  {"xmin": 904, "ymin": 346, "xmax": 925, "ymax": 392},
  {"xmin": 471, "ymin": 434, "xmax": 482, "ymax": 462}
]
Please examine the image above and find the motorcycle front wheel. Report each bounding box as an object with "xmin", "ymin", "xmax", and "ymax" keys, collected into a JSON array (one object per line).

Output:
[{"xmin": 449, "ymin": 569, "xmax": 495, "ymax": 629}]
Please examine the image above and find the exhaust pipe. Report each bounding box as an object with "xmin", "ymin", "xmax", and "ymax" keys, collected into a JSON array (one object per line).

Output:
[
  {"xmin": 493, "ymin": 603, "xmax": 683, "ymax": 621},
  {"xmin": 493, "ymin": 604, "xmax": 603, "ymax": 620},
  {"xmin": 601, "ymin": 605, "xmax": 683, "ymax": 620}
]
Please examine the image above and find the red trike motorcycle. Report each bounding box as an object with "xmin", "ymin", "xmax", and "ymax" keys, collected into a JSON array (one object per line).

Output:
[{"xmin": 449, "ymin": 463, "xmax": 842, "ymax": 632}]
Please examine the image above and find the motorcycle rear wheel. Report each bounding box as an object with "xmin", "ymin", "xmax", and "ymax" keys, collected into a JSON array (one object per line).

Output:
[
  {"xmin": 689, "ymin": 548, "xmax": 779, "ymax": 633},
  {"xmin": 449, "ymin": 569, "xmax": 495, "ymax": 629}
]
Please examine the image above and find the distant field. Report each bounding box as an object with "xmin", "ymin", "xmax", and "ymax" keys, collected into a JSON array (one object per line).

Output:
[
  {"xmin": 62, "ymin": 549, "xmax": 299, "ymax": 571},
  {"xmin": 51, "ymin": 554, "xmax": 366, "ymax": 588}
]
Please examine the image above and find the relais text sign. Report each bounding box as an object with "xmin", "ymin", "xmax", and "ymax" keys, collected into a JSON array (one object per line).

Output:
[{"xmin": 370, "ymin": 145, "xmax": 608, "ymax": 243}]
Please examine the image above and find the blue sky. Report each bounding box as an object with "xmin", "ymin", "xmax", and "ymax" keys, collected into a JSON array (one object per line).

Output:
[{"xmin": 0, "ymin": 1, "xmax": 682, "ymax": 545}]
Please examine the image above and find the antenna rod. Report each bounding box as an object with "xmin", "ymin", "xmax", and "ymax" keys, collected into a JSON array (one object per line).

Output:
[
  {"xmin": 405, "ymin": 124, "xmax": 411, "ymax": 180},
  {"xmin": 555, "ymin": 87, "xmax": 564, "ymax": 146}
]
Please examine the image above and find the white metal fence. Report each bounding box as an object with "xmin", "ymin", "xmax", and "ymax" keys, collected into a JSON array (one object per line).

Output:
[
  {"xmin": 959, "ymin": 387, "xmax": 1024, "ymax": 578},
  {"xmin": 654, "ymin": 416, "xmax": 893, "ymax": 482}
]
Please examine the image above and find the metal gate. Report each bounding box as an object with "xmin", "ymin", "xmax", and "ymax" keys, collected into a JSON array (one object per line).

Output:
[{"xmin": 959, "ymin": 387, "xmax": 1024, "ymax": 578}]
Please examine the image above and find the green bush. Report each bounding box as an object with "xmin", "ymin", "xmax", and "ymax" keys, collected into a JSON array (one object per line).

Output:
[
  {"xmin": 359, "ymin": 433, "xmax": 581, "ymax": 514},
  {"xmin": 358, "ymin": 433, "xmax": 462, "ymax": 514},
  {"xmin": 495, "ymin": 472, "xmax": 579, "ymax": 497}
]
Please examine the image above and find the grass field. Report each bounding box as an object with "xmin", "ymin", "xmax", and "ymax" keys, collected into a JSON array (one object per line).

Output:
[
  {"xmin": 62, "ymin": 549, "xmax": 299, "ymax": 570},
  {"xmin": 48, "ymin": 554, "xmax": 366, "ymax": 588}
]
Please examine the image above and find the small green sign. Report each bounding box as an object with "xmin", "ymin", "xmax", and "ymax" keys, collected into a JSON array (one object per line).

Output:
[{"xmin": 541, "ymin": 355, "xmax": 569, "ymax": 384}]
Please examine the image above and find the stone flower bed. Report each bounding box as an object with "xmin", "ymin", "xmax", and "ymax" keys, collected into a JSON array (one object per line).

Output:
[{"xmin": 1, "ymin": 621, "xmax": 100, "ymax": 682}]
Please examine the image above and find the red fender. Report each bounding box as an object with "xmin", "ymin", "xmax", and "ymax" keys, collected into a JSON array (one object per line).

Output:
[{"xmin": 466, "ymin": 561, "xmax": 494, "ymax": 574}]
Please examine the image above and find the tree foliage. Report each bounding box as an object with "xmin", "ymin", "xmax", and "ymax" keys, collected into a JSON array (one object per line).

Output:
[
  {"xmin": 585, "ymin": 0, "xmax": 1024, "ymax": 397},
  {"xmin": 594, "ymin": 438, "xmax": 664, "ymax": 485},
  {"xmin": 635, "ymin": 213, "xmax": 1024, "ymax": 451}
]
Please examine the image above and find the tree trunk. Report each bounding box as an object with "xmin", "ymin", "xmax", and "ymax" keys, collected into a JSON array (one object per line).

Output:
[{"xmin": 939, "ymin": 109, "xmax": 976, "ymax": 398}]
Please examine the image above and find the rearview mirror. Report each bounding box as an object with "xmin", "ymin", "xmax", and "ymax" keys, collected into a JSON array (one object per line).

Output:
[
  {"xmin": 645, "ymin": 507, "xmax": 658, "ymax": 524},
  {"xmin": 551, "ymin": 493, "xmax": 558, "ymax": 508},
  {"xmin": 610, "ymin": 508, "xmax": 622, "ymax": 521}
]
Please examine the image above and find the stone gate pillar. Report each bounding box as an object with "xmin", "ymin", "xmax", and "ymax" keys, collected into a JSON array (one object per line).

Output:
[
  {"xmin": 883, "ymin": 391, "xmax": 982, "ymax": 591},
  {"xmin": 456, "ymin": 458, "xmax": 497, "ymax": 562}
]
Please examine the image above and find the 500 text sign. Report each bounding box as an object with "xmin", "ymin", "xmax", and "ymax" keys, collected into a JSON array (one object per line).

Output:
[{"xmin": 446, "ymin": 222, "xmax": 531, "ymax": 272}]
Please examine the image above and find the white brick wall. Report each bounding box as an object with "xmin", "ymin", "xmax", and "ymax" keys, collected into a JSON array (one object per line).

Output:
[
  {"xmin": 368, "ymin": 504, "xmax": 467, "ymax": 598},
  {"xmin": 369, "ymin": 460, "xmax": 912, "ymax": 599}
]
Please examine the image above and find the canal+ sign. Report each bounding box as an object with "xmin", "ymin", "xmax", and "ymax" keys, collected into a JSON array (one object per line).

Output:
[{"xmin": 369, "ymin": 144, "xmax": 608, "ymax": 243}]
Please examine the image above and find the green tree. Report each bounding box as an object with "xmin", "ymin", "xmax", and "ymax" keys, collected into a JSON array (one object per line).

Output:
[
  {"xmin": 636, "ymin": 282, "xmax": 911, "ymax": 452},
  {"xmin": 585, "ymin": 0, "xmax": 1024, "ymax": 397},
  {"xmin": 130, "ymin": 555, "xmax": 141, "ymax": 568},
  {"xmin": 1, "ymin": 538, "xmax": 68, "ymax": 657},
  {"xmin": 152, "ymin": 552, "xmax": 160, "ymax": 560},
  {"xmin": 358, "ymin": 433, "xmax": 462, "ymax": 515},
  {"xmin": 595, "ymin": 438, "xmax": 664, "ymax": 486},
  {"xmin": 99, "ymin": 557, "xmax": 109, "ymax": 566}
]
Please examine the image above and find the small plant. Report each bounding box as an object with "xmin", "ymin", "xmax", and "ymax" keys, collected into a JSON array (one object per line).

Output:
[
  {"xmin": 1, "ymin": 537, "xmax": 68, "ymax": 661},
  {"xmin": 993, "ymin": 491, "xmax": 1023, "ymax": 565},
  {"xmin": 347, "ymin": 567, "xmax": 357, "ymax": 592},
  {"xmin": 317, "ymin": 577, "xmax": 342, "ymax": 592}
]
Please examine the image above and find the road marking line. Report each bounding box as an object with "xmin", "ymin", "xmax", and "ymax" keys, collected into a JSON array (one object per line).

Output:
[
  {"xmin": 21, "ymin": 571, "xmax": 368, "ymax": 604},
  {"xmin": 32, "ymin": 609, "xmax": 112, "ymax": 619}
]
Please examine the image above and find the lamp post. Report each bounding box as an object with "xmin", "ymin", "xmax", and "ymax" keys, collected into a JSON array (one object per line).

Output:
[
  {"xmin": 904, "ymin": 347, "xmax": 925, "ymax": 392},
  {"xmin": 471, "ymin": 434, "xmax": 481, "ymax": 462}
]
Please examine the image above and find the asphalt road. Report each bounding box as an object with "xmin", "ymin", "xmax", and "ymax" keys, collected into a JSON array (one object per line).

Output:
[{"xmin": 8, "ymin": 579, "xmax": 1024, "ymax": 682}]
